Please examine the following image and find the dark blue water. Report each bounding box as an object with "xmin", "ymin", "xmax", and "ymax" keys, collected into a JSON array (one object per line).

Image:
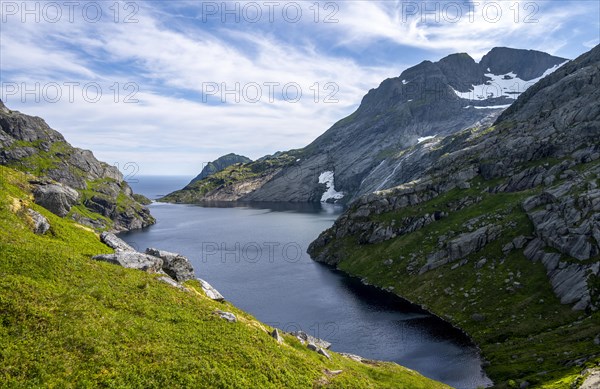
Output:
[{"xmin": 123, "ymin": 176, "xmax": 492, "ymax": 389}]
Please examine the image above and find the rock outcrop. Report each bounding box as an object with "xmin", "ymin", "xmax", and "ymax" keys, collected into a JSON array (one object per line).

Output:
[
  {"xmin": 94, "ymin": 233, "xmax": 226, "ymax": 301},
  {"xmin": 198, "ymin": 278, "xmax": 225, "ymax": 301},
  {"xmin": 92, "ymin": 251, "xmax": 163, "ymax": 272},
  {"xmin": 290, "ymin": 331, "xmax": 332, "ymax": 350},
  {"xmin": 100, "ymin": 232, "xmax": 136, "ymax": 252},
  {"xmin": 0, "ymin": 101, "xmax": 154, "ymax": 231},
  {"xmin": 27, "ymin": 208, "xmax": 50, "ymax": 235},
  {"xmin": 32, "ymin": 182, "xmax": 79, "ymax": 217},
  {"xmin": 420, "ymin": 225, "xmax": 502, "ymax": 274},
  {"xmin": 146, "ymin": 248, "xmax": 195, "ymax": 282}
]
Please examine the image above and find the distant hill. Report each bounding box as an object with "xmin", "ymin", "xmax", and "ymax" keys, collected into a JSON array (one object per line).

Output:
[{"xmin": 189, "ymin": 153, "xmax": 252, "ymax": 185}]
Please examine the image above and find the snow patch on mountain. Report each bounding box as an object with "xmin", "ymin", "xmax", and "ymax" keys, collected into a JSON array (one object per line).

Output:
[
  {"xmin": 452, "ymin": 61, "xmax": 568, "ymax": 101},
  {"xmin": 473, "ymin": 104, "xmax": 511, "ymax": 109},
  {"xmin": 319, "ymin": 171, "xmax": 344, "ymax": 202},
  {"xmin": 418, "ymin": 135, "xmax": 436, "ymax": 143}
]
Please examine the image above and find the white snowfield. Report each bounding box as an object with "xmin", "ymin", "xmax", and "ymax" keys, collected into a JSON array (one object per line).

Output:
[
  {"xmin": 452, "ymin": 61, "xmax": 568, "ymax": 101},
  {"xmin": 318, "ymin": 171, "xmax": 344, "ymax": 202},
  {"xmin": 417, "ymin": 135, "xmax": 436, "ymax": 143}
]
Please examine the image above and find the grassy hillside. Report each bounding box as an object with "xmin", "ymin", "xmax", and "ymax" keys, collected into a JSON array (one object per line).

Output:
[
  {"xmin": 0, "ymin": 165, "xmax": 448, "ymax": 388},
  {"xmin": 309, "ymin": 158, "xmax": 600, "ymax": 388},
  {"xmin": 161, "ymin": 151, "xmax": 301, "ymax": 203}
]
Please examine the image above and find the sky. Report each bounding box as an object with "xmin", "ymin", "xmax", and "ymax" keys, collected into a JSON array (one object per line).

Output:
[{"xmin": 1, "ymin": 0, "xmax": 599, "ymax": 176}]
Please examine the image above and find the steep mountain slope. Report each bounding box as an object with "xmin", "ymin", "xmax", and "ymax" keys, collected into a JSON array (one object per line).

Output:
[
  {"xmin": 188, "ymin": 153, "xmax": 252, "ymax": 185},
  {"xmin": 0, "ymin": 164, "xmax": 450, "ymax": 388},
  {"xmin": 0, "ymin": 101, "xmax": 154, "ymax": 231},
  {"xmin": 162, "ymin": 47, "xmax": 568, "ymax": 204},
  {"xmin": 308, "ymin": 45, "xmax": 600, "ymax": 387}
]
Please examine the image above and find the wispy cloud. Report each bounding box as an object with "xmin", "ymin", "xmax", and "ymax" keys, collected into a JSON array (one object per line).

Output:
[{"xmin": 1, "ymin": 1, "xmax": 597, "ymax": 175}]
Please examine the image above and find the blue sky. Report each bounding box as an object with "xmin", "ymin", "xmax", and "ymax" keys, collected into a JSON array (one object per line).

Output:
[{"xmin": 1, "ymin": 0, "xmax": 599, "ymax": 176}]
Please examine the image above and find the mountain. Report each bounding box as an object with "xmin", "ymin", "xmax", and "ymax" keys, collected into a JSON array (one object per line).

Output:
[
  {"xmin": 308, "ymin": 45, "xmax": 600, "ymax": 387},
  {"xmin": 162, "ymin": 47, "xmax": 568, "ymax": 204},
  {"xmin": 0, "ymin": 100, "xmax": 154, "ymax": 231},
  {"xmin": 188, "ymin": 153, "xmax": 252, "ymax": 185}
]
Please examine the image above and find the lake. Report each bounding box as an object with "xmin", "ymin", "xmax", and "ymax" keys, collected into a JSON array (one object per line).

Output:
[{"xmin": 122, "ymin": 176, "xmax": 492, "ymax": 389}]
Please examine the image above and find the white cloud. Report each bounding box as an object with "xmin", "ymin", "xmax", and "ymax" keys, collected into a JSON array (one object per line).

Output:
[
  {"xmin": 0, "ymin": 2, "xmax": 401, "ymax": 175},
  {"xmin": 332, "ymin": 0, "xmax": 592, "ymax": 58},
  {"xmin": 0, "ymin": 1, "xmax": 597, "ymax": 176}
]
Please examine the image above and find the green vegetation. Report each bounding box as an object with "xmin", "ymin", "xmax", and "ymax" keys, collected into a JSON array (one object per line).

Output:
[
  {"xmin": 132, "ymin": 193, "xmax": 152, "ymax": 205},
  {"xmin": 161, "ymin": 151, "xmax": 303, "ymax": 203},
  {"xmin": 0, "ymin": 165, "xmax": 449, "ymax": 388},
  {"xmin": 7, "ymin": 141, "xmax": 72, "ymax": 177},
  {"xmin": 317, "ymin": 164, "xmax": 600, "ymax": 388},
  {"xmin": 4, "ymin": 140, "xmax": 153, "ymax": 231}
]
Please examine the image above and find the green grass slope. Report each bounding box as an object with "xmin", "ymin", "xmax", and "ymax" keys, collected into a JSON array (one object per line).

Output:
[
  {"xmin": 160, "ymin": 151, "xmax": 302, "ymax": 203},
  {"xmin": 0, "ymin": 165, "xmax": 448, "ymax": 388},
  {"xmin": 310, "ymin": 162, "xmax": 600, "ymax": 388}
]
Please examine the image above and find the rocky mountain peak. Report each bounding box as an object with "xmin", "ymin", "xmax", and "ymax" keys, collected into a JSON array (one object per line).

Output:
[
  {"xmin": 0, "ymin": 99, "xmax": 10, "ymax": 114},
  {"xmin": 163, "ymin": 47, "xmax": 574, "ymax": 205},
  {"xmin": 480, "ymin": 47, "xmax": 568, "ymax": 80}
]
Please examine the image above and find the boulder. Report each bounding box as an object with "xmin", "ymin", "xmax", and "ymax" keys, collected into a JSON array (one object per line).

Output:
[
  {"xmin": 146, "ymin": 248, "xmax": 195, "ymax": 282},
  {"xmin": 214, "ymin": 309, "xmax": 236, "ymax": 323},
  {"xmin": 318, "ymin": 348, "xmax": 332, "ymax": 360},
  {"xmin": 27, "ymin": 209, "xmax": 50, "ymax": 234},
  {"xmin": 100, "ymin": 232, "xmax": 135, "ymax": 252},
  {"xmin": 92, "ymin": 252, "xmax": 163, "ymax": 272},
  {"xmin": 448, "ymin": 225, "xmax": 501, "ymax": 260},
  {"xmin": 339, "ymin": 353, "xmax": 364, "ymax": 363},
  {"xmin": 198, "ymin": 278, "xmax": 225, "ymax": 301},
  {"xmin": 420, "ymin": 225, "xmax": 501, "ymax": 273},
  {"xmin": 291, "ymin": 331, "xmax": 331, "ymax": 350},
  {"xmin": 32, "ymin": 183, "xmax": 79, "ymax": 217},
  {"xmin": 157, "ymin": 275, "xmax": 188, "ymax": 291},
  {"xmin": 271, "ymin": 328, "xmax": 283, "ymax": 343}
]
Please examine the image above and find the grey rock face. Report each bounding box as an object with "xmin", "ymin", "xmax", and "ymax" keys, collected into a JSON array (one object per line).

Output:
[
  {"xmin": 146, "ymin": 248, "xmax": 195, "ymax": 282},
  {"xmin": 27, "ymin": 209, "xmax": 50, "ymax": 235},
  {"xmin": 197, "ymin": 278, "xmax": 225, "ymax": 301},
  {"xmin": 309, "ymin": 45, "xmax": 600, "ymax": 311},
  {"xmin": 92, "ymin": 252, "xmax": 163, "ymax": 273},
  {"xmin": 32, "ymin": 183, "xmax": 79, "ymax": 217},
  {"xmin": 420, "ymin": 225, "xmax": 502, "ymax": 274},
  {"xmin": 522, "ymin": 180, "xmax": 600, "ymax": 310}
]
